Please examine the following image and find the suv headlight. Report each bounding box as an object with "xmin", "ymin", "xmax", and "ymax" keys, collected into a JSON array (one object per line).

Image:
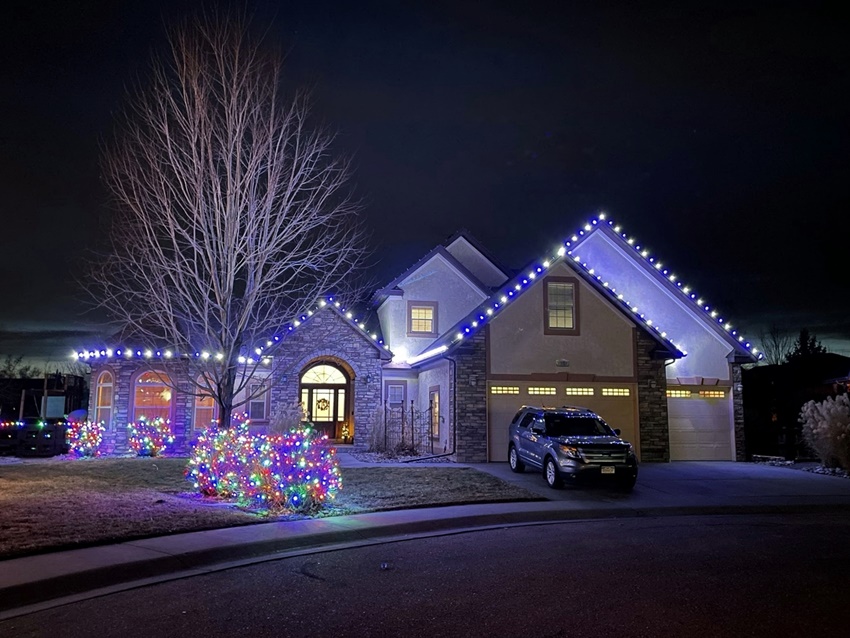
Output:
[
  {"xmin": 626, "ymin": 442, "xmax": 636, "ymax": 458},
  {"xmin": 559, "ymin": 445, "xmax": 582, "ymax": 460}
]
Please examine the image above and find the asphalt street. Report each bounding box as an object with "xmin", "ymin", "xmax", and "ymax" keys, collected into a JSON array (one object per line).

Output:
[{"xmin": 3, "ymin": 511, "xmax": 849, "ymax": 638}]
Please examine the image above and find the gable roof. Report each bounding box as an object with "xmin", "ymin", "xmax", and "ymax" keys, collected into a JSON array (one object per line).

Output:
[
  {"xmin": 369, "ymin": 237, "xmax": 495, "ymax": 307},
  {"xmin": 568, "ymin": 216, "xmax": 760, "ymax": 364},
  {"xmin": 443, "ymin": 229, "xmax": 513, "ymax": 285},
  {"xmin": 409, "ymin": 245, "xmax": 685, "ymax": 366},
  {"xmin": 406, "ymin": 214, "xmax": 761, "ymax": 367}
]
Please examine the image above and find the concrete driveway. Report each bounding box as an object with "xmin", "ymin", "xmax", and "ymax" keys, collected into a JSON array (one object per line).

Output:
[{"xmin": 472, "ymin": 461, "xmax": 850, "ymax": 509}]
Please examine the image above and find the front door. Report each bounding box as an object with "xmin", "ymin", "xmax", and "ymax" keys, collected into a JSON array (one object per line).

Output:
[{"xmin": 300, "ymin": 363, "xmax": 350, "ymax": 440}]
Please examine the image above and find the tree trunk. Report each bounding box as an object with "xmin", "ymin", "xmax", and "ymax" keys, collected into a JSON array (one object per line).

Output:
[{"xmin": 218, "ymin": 363, "xmax": 237, "ymax": 428}]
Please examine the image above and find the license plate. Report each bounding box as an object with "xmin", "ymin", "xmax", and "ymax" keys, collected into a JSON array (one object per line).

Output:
[{"xmin": 601, "ymin": 466, "xmax": 615, "ymax": 474}]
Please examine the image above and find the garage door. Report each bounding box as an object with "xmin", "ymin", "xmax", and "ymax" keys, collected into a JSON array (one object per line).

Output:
[
  {"xmin": 487, "ymin": 383, "xmax": 639, "ymax": 462},
  {"xmin": 668, "ymin": 389, "xmax": 734, "ymax": 460}
]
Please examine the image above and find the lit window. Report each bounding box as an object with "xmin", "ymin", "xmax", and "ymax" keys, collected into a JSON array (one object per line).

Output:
[
  {"xmin": 699, "ymin": 390, "xmax": 725, "ymax": 398},
  {"xmin": 528, "ymin": 387, "xmax": 557, "ymax": 395},
  {"xmin": 546, "ymin": 281, "xmax": 575, "ymax": 330},
  {"xmin": 133, "ymin": 371, "xmax": 173, "ymax": 423},
  {"xmin": 490, "ymin": 386, "xmax": 520, "ymax": 395},
  {"xmin": 302, "ymin": 365, "xmax": 346, "ymax": 385},
  {"xmin": 408, "ymin": 301, "xmax": 438, "ymax": 336},
  {"xmin": 95, "ymin": 371, "xmax": 114, "ymax": 429},
  {"xmin": 667, "ymin": 390, "xmax": 692, "ymax": 398},
  {"xmin": 194, "ymin": 376, "xmax": 218, "ymax": 430},
  {"xmin": 601, "ymin": 388, "xmax": 630, "ymax": 397},
  {"xmin": 429, "ymin": 388, "xmax": 440, "ymax": 438},
  {"xmin": 565, "ymin": 387, "xmax": 594, "ymax": 396}
]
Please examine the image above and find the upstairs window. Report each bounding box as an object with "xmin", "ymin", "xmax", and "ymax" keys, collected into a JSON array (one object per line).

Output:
[
  {"xmin": 408, "ymin": 301, "xmax": 438, "ymax": 337},
  {"xmin": 544, "ymin": 277, "xmax": 579, "ymax": 334}
]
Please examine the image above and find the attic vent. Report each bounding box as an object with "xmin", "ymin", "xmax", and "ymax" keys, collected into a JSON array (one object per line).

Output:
[{"xmin": 555, "ymin": 359, "xmax": 570, "ymax": 368}]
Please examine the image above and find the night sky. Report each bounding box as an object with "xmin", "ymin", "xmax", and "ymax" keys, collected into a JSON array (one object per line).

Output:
[{"xmin": 1, "ymin": 0, "xmax": 847, "ymax": 365}]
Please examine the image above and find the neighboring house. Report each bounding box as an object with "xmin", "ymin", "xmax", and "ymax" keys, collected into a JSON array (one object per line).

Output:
[
  {"xmin": 0, "ymin": 373, "xmax": 86, "ymax": 421},
  {"xmin": 80, "ymin": 215, "xmax": 760, "ymax": 461}
]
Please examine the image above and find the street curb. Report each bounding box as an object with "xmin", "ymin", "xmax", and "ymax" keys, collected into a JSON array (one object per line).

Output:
[{"xmin": 4, "ymin": 501, "xmax": 850, "ymax": 614}]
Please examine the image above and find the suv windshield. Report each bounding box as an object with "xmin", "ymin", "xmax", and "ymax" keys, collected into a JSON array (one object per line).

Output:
[{"xmin": 544, "ymin": 415, "xmax": 613, "ymax": 437}]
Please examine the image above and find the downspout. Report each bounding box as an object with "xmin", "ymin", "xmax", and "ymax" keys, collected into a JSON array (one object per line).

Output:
[{"xmin": 401, "ymin": 356, "xmax": 457, "ymax": 462}]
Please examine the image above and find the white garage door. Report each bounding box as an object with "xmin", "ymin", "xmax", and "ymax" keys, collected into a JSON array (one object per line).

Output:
[
  {"xmin": 668, "ymin": 390, "xmax": 734, "ymax": 460},
  {"xmin": 487, "ymin": 383, "xmax": 639, "ymax": 462}
]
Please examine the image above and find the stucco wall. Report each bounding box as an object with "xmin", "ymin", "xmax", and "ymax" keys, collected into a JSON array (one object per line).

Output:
[
  {"xmin": 416, "ymin": 360, "xmax": 452, "ymax": 454},
  {"xmin": 488, "ymin": 262, "xmax": 636, "ymax": 378},
  {"xmin": 377, "ymin": 254, "xmax": 488, "ymax": 357}
]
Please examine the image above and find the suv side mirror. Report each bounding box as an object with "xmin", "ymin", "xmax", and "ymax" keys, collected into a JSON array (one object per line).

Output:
[
  {"xmin": 531, "ymin": 424, "xmax": 545, "ymax": 435},
  {"xmin": 614, "ymin": 428, "xmax": 621, "ymax": 435}
]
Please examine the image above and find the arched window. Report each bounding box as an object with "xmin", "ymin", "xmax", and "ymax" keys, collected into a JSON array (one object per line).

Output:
[
  {"xmin": 194, "ymin": 377, "xmax": 218, "ymax": 430},
  {"xmin": 94, "ymin": 370, "xmax": 114, "ymax": 429},
  {"xmin": 133, "ymin": 370, "xmax": 173, "ymax": 423},
  {"xmin": 301, "ymin": 364, "xmax": 347, "ymax": 385},
  {"xmin": 299, "ymin": 363, "xmax": 349, "ymax": 439}
]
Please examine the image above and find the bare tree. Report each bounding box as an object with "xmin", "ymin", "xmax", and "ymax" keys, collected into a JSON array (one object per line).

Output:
[
  {"xmin": 0, "ymin": 354, "xmax": 40, "ymax": 379},
  {"xmin": 756, "ymin": 324, "xmax": 793, "ymax": 366},
  {"xmin": 93, "ymin": 12, "xmax": 368, "ymax": 425}
]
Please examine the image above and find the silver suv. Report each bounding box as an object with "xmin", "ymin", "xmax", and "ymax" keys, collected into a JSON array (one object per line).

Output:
[{"xmin": 508, "ymin": 405, "xmax": 638, "ymax": 490}]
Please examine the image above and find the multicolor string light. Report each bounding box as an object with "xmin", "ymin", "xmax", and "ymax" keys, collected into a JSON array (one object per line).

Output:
[
  {"xmin": 128, "ymin": 416, "xmax": 174, "ymax": 456},
  {"xmin": 186, "ymin": 422, "xmax": 342, "ymax": 513},
  {"xmin": 67, "ymin": 420, "xmax": 105, "ymax": 457}
]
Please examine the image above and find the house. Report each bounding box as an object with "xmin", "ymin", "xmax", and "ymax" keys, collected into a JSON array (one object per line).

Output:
[{"xmin": 80, "ymin": 214, "xmax": 760, "ymax": 461}]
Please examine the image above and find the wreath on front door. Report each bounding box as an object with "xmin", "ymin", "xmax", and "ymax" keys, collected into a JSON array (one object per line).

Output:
[{"xmin": 316, "ymin": 398, "xmax": 330, "ymax": 411}]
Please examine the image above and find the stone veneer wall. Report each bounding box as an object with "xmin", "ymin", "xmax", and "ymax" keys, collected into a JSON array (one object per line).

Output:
[
  {"xmin": 88, "ymin": 359, "xmax": 195, "ymax": 455},
  {"xmin": 267, "ymin": 307, "xmax": 387, "ymax": 451},
  {"xmin": 732, "ymin": 363, "xmax": 746, "ymax": 461},
  {"xmin": 635, "ymin": 330, "xmax": 670, "ymax": 462},
  {"xmin": 449, "ymin": 328, "xmax": 488, "ymax": 463},
  {"xmin": 87, "ymin": 308, "xmax": 387, "ymax": 454}
]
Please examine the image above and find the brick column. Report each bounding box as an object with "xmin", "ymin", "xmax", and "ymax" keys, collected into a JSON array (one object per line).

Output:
[
  {"xmin": 732, "ymin": 363, "xmax": 746, "ymax": 461},
  {"xmin": 449, "ymin": 329, "xmax": 488, "ymax": 463},
  {"xmin": 635, "ymin": 330, "xmax": 670, "ymax": 462}
]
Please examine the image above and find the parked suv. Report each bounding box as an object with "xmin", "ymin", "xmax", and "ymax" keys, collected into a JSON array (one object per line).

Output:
[{"xmin": 508, "ymin": 405, "xmax": 638, "ymax": 490}]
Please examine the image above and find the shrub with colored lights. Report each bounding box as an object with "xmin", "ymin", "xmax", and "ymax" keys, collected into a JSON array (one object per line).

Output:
[
  {"xmin": 186, "ymin": 423, "xmax": 342, "ymax": 513},
  {"xmin": 128, "ymin": 417, "xmax": 174, "ymax": 457},
  {"xmin": 67, "ymin": 420, "xmax": 105, "ymax": 457}
]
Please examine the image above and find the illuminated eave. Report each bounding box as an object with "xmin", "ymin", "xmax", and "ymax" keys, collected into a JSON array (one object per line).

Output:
[{"xmin": 74, "ymin": 296, "xmax": 392, "ymax": 362}]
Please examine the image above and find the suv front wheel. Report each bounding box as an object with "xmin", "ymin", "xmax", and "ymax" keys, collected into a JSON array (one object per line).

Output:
[
  {"xmin": 508, "ymin": 444, "xmax": 525, "ymax": 473},
  {"xmin": 544, "ymin": 456, "xmax": 562, "ymax": 489}
]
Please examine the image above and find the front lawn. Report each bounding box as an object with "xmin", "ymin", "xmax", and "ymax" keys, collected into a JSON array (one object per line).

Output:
[{"xmin": 0, "ymin": 457, "xmax": 541, "ymax": 559}]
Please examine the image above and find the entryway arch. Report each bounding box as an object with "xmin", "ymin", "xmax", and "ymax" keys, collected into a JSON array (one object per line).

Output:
[{"xmin": 299, "ymin": 358, "xmax": 353, "ymax": 441}]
